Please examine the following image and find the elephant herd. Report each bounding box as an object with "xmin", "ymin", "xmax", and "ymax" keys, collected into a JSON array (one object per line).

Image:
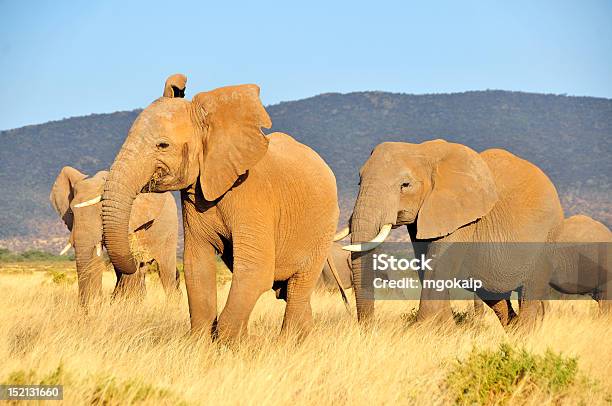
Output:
[{"xmin": 51, "ymin": 74, "xmax": 611, "ymax": 341}]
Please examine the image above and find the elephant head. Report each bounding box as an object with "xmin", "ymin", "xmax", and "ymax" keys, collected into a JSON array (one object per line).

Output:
[
  {"xmin": 51, "ymin": 167, "xmax": 108, "ymax": 305},
  {"xmin": 163, "ymin": 73, "xmax": 187, "ymax": 98},
  {"xmin": 102, "ymin": 84, "xmax": 271, "ymax": 275},
  {"xmin": 344, "ymin": 140, "xmax": 498, "ymax": 320}
]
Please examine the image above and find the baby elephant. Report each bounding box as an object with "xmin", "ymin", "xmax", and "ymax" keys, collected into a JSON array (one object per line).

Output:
[
  {"xmin": 50, "ymin": 166, "xmax": 180, "ymax": 306},
  {"xmin": 550, "ymin": 215, "xmax": 611, "ymax": 313}
]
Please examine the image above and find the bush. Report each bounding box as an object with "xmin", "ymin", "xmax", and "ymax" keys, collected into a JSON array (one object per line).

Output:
[
  {"xmin": 90, "ymin": 375, "xmax": 184, "ymax": 405},
  {"xmin": 0, "ymin": 248, "xmax": 73, "ymax": 262},
  {"xmin": 447, "ymin": 343, "xmax": 579, "ymax": 405},
  {"xmin": 48, "ymin": 270, "xmax": 76, "ymax": 285}
]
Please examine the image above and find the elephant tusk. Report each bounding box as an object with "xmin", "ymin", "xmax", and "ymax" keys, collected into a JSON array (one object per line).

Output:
[
  {"xmin": 333, "ymin": 227, "xmax": 350, "ymax": 241},
  {"xmin": 326, "ymin": 256, "xmax": 351, "ymax": 315},
  {"xmin": 74, "ymin": 195, "xmax": 102, "ymax": 208},
  {"xmin": 59, "ymin": 242, "xmax": 72, "ymax": 256},
  {"xmin": 342, "ymin": 223, "xmax": 393, "ymax": 252},
  {"xmin": 95, "ymin": 242, "xmax": 102, "ymax": 257}
]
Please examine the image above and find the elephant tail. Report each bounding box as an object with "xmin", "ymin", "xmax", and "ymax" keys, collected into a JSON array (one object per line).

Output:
[{"xmin": 326, "ymin": 256, "xmax": 351, "ymax": 315}]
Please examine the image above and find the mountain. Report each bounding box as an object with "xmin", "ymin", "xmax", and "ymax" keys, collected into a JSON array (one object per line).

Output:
[{"xmin": 1, "ymin": 90, "xmax": 610, "ymax": 251}]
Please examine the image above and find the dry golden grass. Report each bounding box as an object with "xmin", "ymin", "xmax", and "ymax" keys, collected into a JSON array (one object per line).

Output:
[{"xmin": 0, "ymin": 262, "xmax": 610, "ymax": 405}]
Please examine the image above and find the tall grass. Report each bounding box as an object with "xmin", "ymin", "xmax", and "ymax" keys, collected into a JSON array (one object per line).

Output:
[{"xmin": 0, "ymin": 263, "xmax": 610, "ymax": 405}]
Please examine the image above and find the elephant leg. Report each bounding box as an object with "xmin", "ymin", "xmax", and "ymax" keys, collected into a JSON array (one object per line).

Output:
[
  {"xmin": 77, "ymin": 258, "xmax": 105, "ymax": 307},
  {"xmin": 216, "ymin": 268, "xmax": 273, "ymax": 342},
  {"xmin": 112, "ymin": 268, "xmax": 146, "ymax": 301},
  {"xmin": 183, "ymin": 235, "xmax": 218, "ymax": 336},
  {"xmin": 155, "ymin": 242, "xmax": 181, "ymax": 299},
  {"xmin": 473, "ymin": 296, "xmax": 485, "ymax": 318},
  {"xmin": 484, "ymin": 298, "xmax": 514, "ymax": 326},
  {"xmin": 215, "ymin": 231, "xmax": 275, "ymax": 342},
  {"xmin": 512, "ymin": 259, "xmax": 551, "ymax": 331},
  {"xmin": 280, "ymin": 266, "xmax": 321, "ymax": 338},
  {"xmin": 416, "ymin": 244, "xmax": 460, "ymax": 324},
  {"xmin": 416, "ymin": 271, "xmax": 453, "ymax": 323}
]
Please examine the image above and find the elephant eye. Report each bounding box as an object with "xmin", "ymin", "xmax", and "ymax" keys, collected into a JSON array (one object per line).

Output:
[
  {"xmin": 401, "ymin": 182, "xmax": 411, "ymax": 190},
  {"xmin": 156, "ymin": 142, "xmax": 170, "ymax": 150}
]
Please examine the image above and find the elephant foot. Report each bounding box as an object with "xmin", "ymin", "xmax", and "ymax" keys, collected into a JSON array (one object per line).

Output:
[
  {"xmin": 485, "ymin": 299, "xmax": 516, "ymax": 326},
  {"xmin": 212, "ymin": 317, "xmax": 250, "ymax": 346},
  {"xmin": 355, "ymin": 299, "xmax": 375, "ymax": 324},
  {"xmin": 112, "ymin": 270, "xmax": 146, "ymax": 302},
  {"xmin": 507, "ymin": 300, "xmax": 544, "ymax": 333},
  {"xmin": 473, "ymin": 298, "xmax": 485, "ymax": 318},
  {"xmin": 416, "ymin": 300, "xmax": 454, "ymax": 326},
  {"xmin": 186, "ymin": 318, "xmax": 217, "ymax": 342}
]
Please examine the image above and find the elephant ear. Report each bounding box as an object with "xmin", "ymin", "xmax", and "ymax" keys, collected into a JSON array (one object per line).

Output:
[
  {"xmin": 50, "ymin": 166, "xmax": 87, "ymax": 231},
  {"xmin": 163, "ymin": 73, "xmax": 187, "ymax": 98},
  {"xmin": 417, "ymin": 143, "xmax": 498, "ymax": 239},
  {"xmin": 192, "ymin": 84, "xmax": 271, "ymax": 201},
  {"xmin": 128, "ymin": 193, "xmax": 167, "ymax": 233}
]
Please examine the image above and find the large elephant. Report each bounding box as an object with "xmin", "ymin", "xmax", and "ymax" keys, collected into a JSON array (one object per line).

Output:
[
  {"xmin": 323, "ymin": 237, "xmax": 506, "ymax": 320},
  {"xmin": 50, "ymin": 167, "xmax": 180, "ymax": 306},
  {"xmin": 342, "ymin": 140, "xmax": 563, "ymax": 327},
  {"xmin": 100, "ymin": 84, "xmax": 339, "ymax": 341},
  {"xmin": 549, "ymin": 215, "xmax": 611, "ymax": 312}
]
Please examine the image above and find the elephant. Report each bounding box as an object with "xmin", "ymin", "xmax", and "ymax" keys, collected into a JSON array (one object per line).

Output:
[
  {"xmin": 100, "ymin": 83, "xmax": 339, "ymax": 341},
  {"xmin": 163, "ymin": 73, "xmax": 187, "ymax": 98},
  {"xmin": 341, "ymin": 140, "xmax": 563, "ymax": 327},
  {"xmin": 549, "ymin": 215, "xmax": 611, "ymax": 312},
  {"xmin": 317, "ymin": 243, "xmax": 353, "ymax": 291},
  {"xmin": 50, "ymin": 167, "xmax": 180, "ymax": 306},
  {"xmin": 324, "ymin": 236, "xmax": 508, "ymax": 320}
]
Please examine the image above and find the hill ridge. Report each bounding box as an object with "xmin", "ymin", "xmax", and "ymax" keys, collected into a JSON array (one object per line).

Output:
[{"xmin": 0, "ymin": 90, "xmax": 610, "ymax": 251}]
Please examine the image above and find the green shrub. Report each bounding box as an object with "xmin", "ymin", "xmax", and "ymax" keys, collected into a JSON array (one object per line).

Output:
[
  {"xmin": 7, "ymin": 366, "xmax": 186, "ymax": 404},
  {"xmin": 48, "ymin": 270, "xmax": 76, "ymax": 285},
  {"xmin": 0, "ymin": 248, "xmax": 73, "ymax": 262},
  {"xmin": 400, "ymin": 308, "xmax": 475, "ymax": 326},
  {"xmin": 90, "ymin": 375, "xmax": 186, "ymax": 405},
  {"xmin": 446, "ymin": 343, "xmax": 579, "ymax": 405},
  {"xmin": 7, "ymin": 364, "xmax": 70, "ymax": 386}
]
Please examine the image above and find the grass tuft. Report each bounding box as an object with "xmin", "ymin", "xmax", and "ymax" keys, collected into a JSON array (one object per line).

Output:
[
  {"xmin": 0, "ymin": 262, "xmax": 610, "ymax": 404},
  {"xmin": 48, "ymin": 269, "xmax": 76, "ymax": 285},
  {"xmin": 446, "ymin": 343, "xmax": 581, "ymax": 405}
]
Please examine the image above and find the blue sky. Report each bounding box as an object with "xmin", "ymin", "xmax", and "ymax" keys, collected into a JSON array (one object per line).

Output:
[{"xmin": 0, "ymin": 0, "xmax": 610, "ymax": 130}]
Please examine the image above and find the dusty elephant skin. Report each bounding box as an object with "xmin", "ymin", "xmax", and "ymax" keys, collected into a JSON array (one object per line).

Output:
[
  {"xmin": 549, "ymin": 215, "xmax": 612, "ymax": 312},
  {"xmin": 50, "ymin": 167, "xmax": 180, "ymax": 307},
  {"xmin": 344, "ymin": 140, "xmax": 563, "ymax": 328},
  {"xmin": 101, "ymin": 84, "xmax": 339, "ymax": 342}
]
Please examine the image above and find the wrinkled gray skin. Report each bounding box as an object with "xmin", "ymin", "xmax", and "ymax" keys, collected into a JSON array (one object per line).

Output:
[
  {"xmin": 549, "ymin": 215, "xmax": 612, "ymax": 313},
  {"xmin": 50, "ymin": 167, "xmax": 180, "ymax": 306},
  {"xmin": 349, "ymin": 141, "xmax": 563, "ymax": 328}
]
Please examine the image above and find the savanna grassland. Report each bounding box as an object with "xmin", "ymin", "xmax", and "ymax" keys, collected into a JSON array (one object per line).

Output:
[{"xmin": 1, "ymin": 261, "xmax": 611, "ymax": 405}]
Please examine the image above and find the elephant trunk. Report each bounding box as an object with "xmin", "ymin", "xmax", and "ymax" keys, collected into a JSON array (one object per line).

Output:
[
  {"xmin": 102, "ymin": 147, "xmax": 152, "ymax": 275},
  {"xmin": 350, "ymin": 181, "xmax": 398, "ymax": 322},
  {"xmin": 74, "ymin": 244, "xmax": 105, "ymax": 307}
]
